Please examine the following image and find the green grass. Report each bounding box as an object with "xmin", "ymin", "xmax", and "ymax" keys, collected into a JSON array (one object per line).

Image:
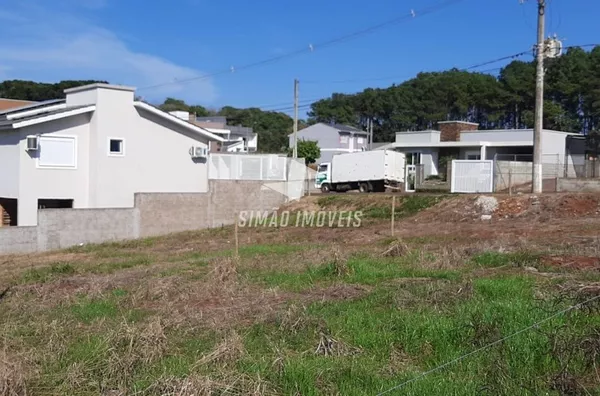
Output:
[
  {"xmin": 317, "ymin": 195, "xmax": 446, "ymax": 220},
  {"xmin": 70, "ymin": 298, "xmax": 119, "ymax": 323},
  {"xmin": 244, "ymin": 253, "xmax": 460, "ymax": 291},
  {"xmin": 20, "ymin": 262, "xmax": 76, "ymax": 284},
  {"xmin": 89, "ymin": 254, "xmax": 153, "ymax": 274},
  {"xmin": 240, "ymin": 275, "xmax": 600, "ymax": 395},
  {"xmin": 472, "ymin": 251, "xmax": 540, "ymax": 268}
]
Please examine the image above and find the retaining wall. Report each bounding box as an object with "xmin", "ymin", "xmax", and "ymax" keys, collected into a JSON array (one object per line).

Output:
[
  {"xmin": 557, "ymin": 178, "xmax": 600, "ymax": 192},
  {"xmin": 0, "ymin": 180, "xmax": 287, "ymax": 255}
]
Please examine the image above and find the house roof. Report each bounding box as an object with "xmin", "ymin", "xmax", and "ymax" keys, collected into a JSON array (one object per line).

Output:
[
  {"xmin": 134, "ymin": 101, "xmax": 225, "ymax": 142},
  {"xmin": 330, "ymin": 123, "xmax": 366, "ymax": 133},
  {"xmin": 376, "ymin": 141, "xmax": 535, "ymax": 150},
  {"xmin": 0, "ymin": 105, "xmax": 95, "ymax": 130},
  {"xmin": 0, "ymin": 99, "xmax": 64, "ymax": 116},
  {"xmin": 288, "ymin": 122, "xmax": 368, "ymax": 137},
  {"xmin": 0, "ymin": 98, "xmax": 37, "ymax": 112}
]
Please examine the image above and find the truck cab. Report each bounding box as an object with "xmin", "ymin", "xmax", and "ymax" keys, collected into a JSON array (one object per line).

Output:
[{"xmin": 315, "ymin": 162, "xmax": 332, "ymax": 192}]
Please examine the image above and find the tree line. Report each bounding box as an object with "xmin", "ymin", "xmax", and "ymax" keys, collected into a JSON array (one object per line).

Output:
[{"xmin": 308, "ymin": 46, "xmax": 600, "ymax": 143}]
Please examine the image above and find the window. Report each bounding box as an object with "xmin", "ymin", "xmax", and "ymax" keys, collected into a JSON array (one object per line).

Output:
[
  {"xmin": 406, "ymin": 152, "xmax": 422, "ymax": 165},
  {"xmin": 339, "ymin": 135, "xmax": 349, "ymax": 144},
  {"xmin": 38, "ymin": 136, "xmax": 76, "ymax": 168},
  {"xmin": 357, "ymin": 137, "xmax": 365, "ymax": 144},
  {"xmin": 109, "ymin": 138, "xmax": 124, "ymax": 156},
  {"xmin": 317, "ymin": 164, "xmax": 328, "ymax": 173}
]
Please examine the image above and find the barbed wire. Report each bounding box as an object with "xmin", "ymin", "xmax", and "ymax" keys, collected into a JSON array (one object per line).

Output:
[{"xmin": 376, "ymin": 292, "xmax": 600, "ymax": 395}]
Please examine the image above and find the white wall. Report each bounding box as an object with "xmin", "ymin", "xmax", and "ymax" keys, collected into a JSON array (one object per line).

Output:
[
  {"xmin": 461, "ymin": 130, "xmax": 533, "ymax": 142},
  {"xmin": 0, "ymin": 131, "xmax": 20, "ymax": 198},
  {"xmin": 396, "ymin": 131, "xmax": 441, "ymax": 144},
  {"xmin": 90, "ymin": 88, "xmax": 210, "ymax": 209},
  {"xmin": 17, "ymin": 114, "xmax": 92, "ymax": 226},
  {"xmin": 541, "ymin": 130, "xmax": 567, "ymax": 164}
]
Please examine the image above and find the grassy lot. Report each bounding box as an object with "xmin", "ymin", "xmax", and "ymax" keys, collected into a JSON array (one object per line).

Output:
[{"xmin": 1, "ymin": 194, "xmax": 600, "ymax": 395}]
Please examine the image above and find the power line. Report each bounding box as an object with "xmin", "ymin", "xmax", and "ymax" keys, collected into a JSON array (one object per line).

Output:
[
  {"xmin": 463, "ymin": 49, "xmax": 533, "ymax": 70},
  {"xmin": 257, "ymin": 98, "xmax": 321, "ymax": 109},
  {"xmin": 256, "ymin": 43, "xmax": 598, "ymax": 113},
  {"xmin": 376, "ymin": 292, "xmax": 600, "ymax": 395},
  {"xmin": 136, "ymin": 0, "xmax": 466, "ymax": 92}
]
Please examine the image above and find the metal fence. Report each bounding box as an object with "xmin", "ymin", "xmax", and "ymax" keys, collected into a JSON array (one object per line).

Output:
[
  {"xmin": 209, "ymin": 153, "xmax": 289, "ymax": 181},
  {"xmin": 209, "ymin": 153, "xmax": 309, "ymax": 201}
]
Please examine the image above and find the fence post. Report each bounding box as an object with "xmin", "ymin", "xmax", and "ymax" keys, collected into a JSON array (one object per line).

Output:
[
  {"xmin": 391, "ymin": 196, "xmax": 396, "ymax": 237},
  {"xmin": 508, "ymin": 168, "xmax": 512, "ymax": 196},
  {"xmin": 234, "ymin": 212, "xmax": 239, "ymax": 258}
]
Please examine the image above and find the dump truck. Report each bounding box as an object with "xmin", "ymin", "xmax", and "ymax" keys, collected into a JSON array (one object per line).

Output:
[{"xmin": 315, "ymin": 150, "xmax": 405, "ymax": 193}]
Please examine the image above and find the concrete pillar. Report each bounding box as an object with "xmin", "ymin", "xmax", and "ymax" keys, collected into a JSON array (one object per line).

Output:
[
  {"xmin": 480, "ymin": 145, "xmax": 487, "ymax": 160},
  {"xmin": 17, "ymin": 195, "xmax": 38, "ymax": 226}
]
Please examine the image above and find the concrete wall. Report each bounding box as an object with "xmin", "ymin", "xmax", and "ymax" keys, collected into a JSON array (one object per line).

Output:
[
  {"xmin": 17, "ymin": 114, "xmax": 92, "ymax": 226},
  {"xmin": 0, "ymin": 180, "xmax": 287, "ymax": 255},
  {"xmin": 557, "ymin": 179, "xmax": 600, "ymax": 192},
  {"xmin": 0, "ymin": 226, "xmax": 37, "ymax": 254},
  {"xmin": 37, "ymin": 208, "xmax": 139, "ymax": 251},
  {"xmin": 137, "ymin": 180, "xmax": 286, "ymax": 237},
  {"xmin": 396, "ymin": 130, "xmax": 441, "ymax": 144},
  {"xmin": 0, "ymin": 131, "xmax": 20, "ymax": 198},
  {"xmin": 461, "ymin": 129, "xmax": 534, "ymax": 142},
  {"xmin": 494, "ymin": 160, "xmax": 561, "ymax": 192}
]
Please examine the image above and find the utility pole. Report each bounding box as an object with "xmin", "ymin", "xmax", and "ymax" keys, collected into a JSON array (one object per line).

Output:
[
  {"xmin": 532, "ymin": 0, "xmax": 546, "ymax": 194},
  {"xmin": 292, "ymin": 79, "xmax": 299, "ymax": 158},
  {"xmin": 369, "ymin": 118, "xmax": 373, "ymax": 150}
]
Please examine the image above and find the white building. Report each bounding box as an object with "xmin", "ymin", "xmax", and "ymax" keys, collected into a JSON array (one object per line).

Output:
[
  {"xmin": 288, "ymin": 123, "xmax": 370, "ymax": 164},
  {"xmin": 0, "ymin": 83, "xmax": 224, "ymax": 226},
  {"xmin": 169, "ymin": 114, "xmax": 258, "ymax": 154},
  {"xmin": 378, "ymin": 121, "xmax": 586, "ymax": 178}
]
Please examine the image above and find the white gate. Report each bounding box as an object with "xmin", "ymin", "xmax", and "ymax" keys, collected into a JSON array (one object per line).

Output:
[{"xmin": 451, "ymin": 160, "xmax": 494, "ymax": 193}]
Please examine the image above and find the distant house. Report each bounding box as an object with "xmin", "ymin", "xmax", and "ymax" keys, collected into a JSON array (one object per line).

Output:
[
  {"xmin": 0, "ymin": 98, "xmax": 36, "ymax": 112},
  {"xmin": 376, "ymin": 121, "xmax": 586, "ymax": 177},
  {"xmin": 0, "ymin": 83, "xmax": 224, "ymax": 227},
  {"xmin": 288, "ymin": 123, "xmax": 369, "ymax": 163},
  {"xmin": 169, "ymin": 113, "xmax": 258, "ymax": 153}
]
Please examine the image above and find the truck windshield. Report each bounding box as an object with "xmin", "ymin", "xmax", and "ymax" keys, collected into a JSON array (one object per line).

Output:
[{"xmin": 317, "ymin": 164, "xmax": 328, "ymax": 172}]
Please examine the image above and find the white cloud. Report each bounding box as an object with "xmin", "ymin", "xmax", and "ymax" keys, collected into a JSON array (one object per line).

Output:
[{"xmin": 0, "ymin": 3, "xmax": 216, "ymax": 104}]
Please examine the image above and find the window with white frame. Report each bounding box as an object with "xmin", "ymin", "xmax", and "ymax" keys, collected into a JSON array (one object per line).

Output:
[
  {"xmin": 406, "ymin": 152, "xmax": 422, "ymax": 165},
  {"xmin": 38, "ymin": 136, "xmax": 76, "ymax": 168},
  {"xmin": 339, "ymin": 135, "xmax": 349, "ymax": 144},
  {"xmin": 357, "ymin": 137, "xmax": 364, "ymax": 144},
  {"xmin": 108, "ymin": 138, "xmax": 124, "ymax": 156}
]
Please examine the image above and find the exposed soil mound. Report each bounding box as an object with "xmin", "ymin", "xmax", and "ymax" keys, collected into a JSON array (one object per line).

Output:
[{"xmin": 411, "ymin": 193, "xmax": 600, "ymax": 223}]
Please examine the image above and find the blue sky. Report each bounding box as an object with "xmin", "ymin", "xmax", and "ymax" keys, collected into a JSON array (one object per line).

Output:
[{"xmin": 0, "ymin": 0, "xmax": 598, "ymax": 116}]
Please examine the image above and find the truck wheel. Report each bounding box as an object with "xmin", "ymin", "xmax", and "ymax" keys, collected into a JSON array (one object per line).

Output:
[
  {"xmin": 321, "ymin": 184, "xmax": 331, "ymax": 193},
  {"xmin": 359, "ymin": 183, "xmax": 369, "ymax": 193}
]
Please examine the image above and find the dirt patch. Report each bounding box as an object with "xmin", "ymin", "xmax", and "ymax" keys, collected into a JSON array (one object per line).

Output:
[
  {"xmin": 541, "ymin": 255, "xmax": 600, "ymax": 271},
  {"xmin": 553, "ymin": 195, "xmax": 600, "ymax": 217},
  {"xmin": 494, "ymin": 197, "xmax": 529, "ymax": 218}
]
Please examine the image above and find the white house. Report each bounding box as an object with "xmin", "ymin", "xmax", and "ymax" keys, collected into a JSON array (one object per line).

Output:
[
  {"xmin": 378, "ymin": 121, "xmax": 586, "ymax": 178},
  {"xmin": 0, "ymin": 83, "xmax": 225, "ymax": 226},
  {"xmin": 288, "ymin": 123, "xmax": 370, "ymax": 163}
]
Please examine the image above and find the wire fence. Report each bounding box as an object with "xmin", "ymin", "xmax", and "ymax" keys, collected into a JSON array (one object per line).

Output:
[
  {"xmin": 492, "ymin": 153, "xmax": 600, "ymax": 193},
  {"xmin": 493, "ymin": 154, "xmax": 561, "ymax": 193}
]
